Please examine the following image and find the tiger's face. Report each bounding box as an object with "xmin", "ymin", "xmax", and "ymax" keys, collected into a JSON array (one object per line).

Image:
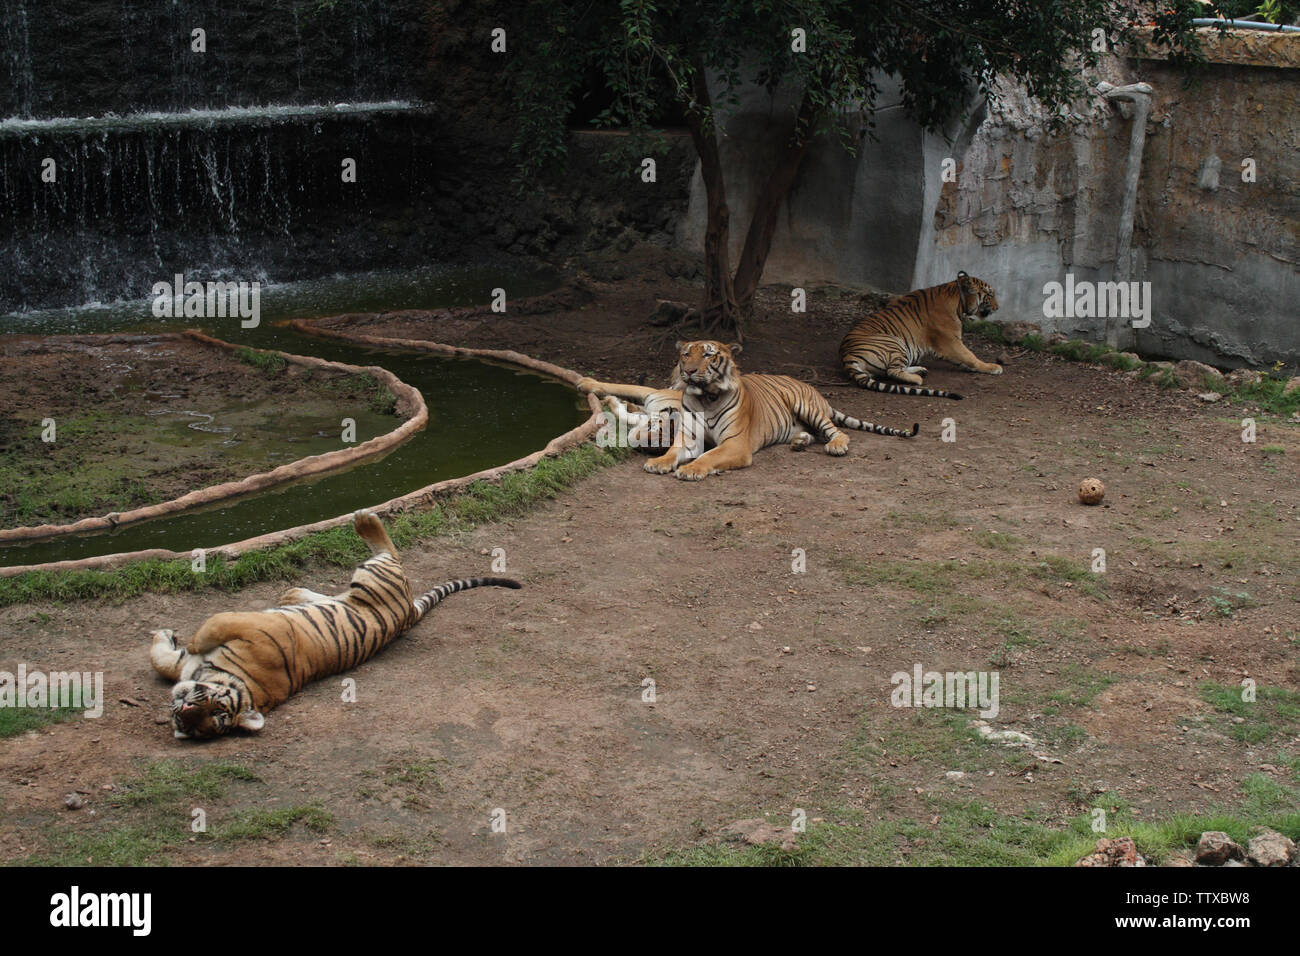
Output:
[
  {"xmin": 673, "ymin": 340, "xmax": 742, "ymax": 396},
  {"xmin": 170, "ymin": 679, "xmax": 263, "ymax": 739},
  {"xmin": 956, "ymin": 272, "xmax": 998, "ymax": 318}
]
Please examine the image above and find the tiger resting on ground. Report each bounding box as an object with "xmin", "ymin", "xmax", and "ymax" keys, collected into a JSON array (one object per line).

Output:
[
  {"xmin": 578, "ymin": 339, "xmax": 917, "ymax": 481},
  {"xmin": 839, "ymin": 271, "xmax": 1002, "ymax": 400},
  {"xmin": 150, "ymin": 509, "xmax": 520, "ymax": 739}
]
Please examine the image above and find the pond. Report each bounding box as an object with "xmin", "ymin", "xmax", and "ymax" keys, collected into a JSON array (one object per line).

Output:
[{"xmin": 0, "ymin": 264, "xmax": 588, "ymax": 568}]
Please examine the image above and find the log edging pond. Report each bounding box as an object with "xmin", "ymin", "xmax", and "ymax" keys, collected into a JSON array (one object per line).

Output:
[{"xmin": 0, "ymin": 326, "xmax": 601, "ymax": 576}]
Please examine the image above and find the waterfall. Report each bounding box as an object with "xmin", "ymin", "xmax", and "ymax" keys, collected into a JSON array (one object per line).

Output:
[
  {"xmin": 0, "ymin": 0, "xmax": 441, "ymax": 314},
  {"xmin": 0, "ymin": 103, "xmax": 438, "ymax": 313},
  {"xmin": 0, "ymin": 0, "xmax": 428, "ymax": 119}
]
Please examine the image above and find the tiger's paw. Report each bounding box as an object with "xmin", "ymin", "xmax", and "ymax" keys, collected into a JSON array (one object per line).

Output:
[
  {"xmin": 790, "ymin": 432, "xmax": 812, "ymax": 452},
  {"xmin": 984, "ymin": 364, "xmax": 1003, "ymax": 375},
  {"xmin": 576, "ymin": 377, "xmax": 602, "ymax": 394},
  {"xmin": 644, "ymin": 454, "xmax": 678, "ymax": 475},
  {"xmin": 825, "ymin": 434, "xmax": 850, "ymax": 456},
  {"xmin": 674, "ymin": 461, "xmax": 713, "ymax": 480},
  {"xmin": 151, "ymin": 628, "xmax": 177, "ymax": 650}
]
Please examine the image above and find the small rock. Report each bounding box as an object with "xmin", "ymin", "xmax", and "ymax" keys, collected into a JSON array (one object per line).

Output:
[
  {"xmin": 64, "ymin": 793, "xmax": 83, "ymax": 810},
  {"xmin": 944, "ymin": 771, "xmax": 966, "ymax": 782},
  {"xmin": 1195, "ymin": 830, "xmax": 1244, "ymax": 865},
  {"xmin": 1226, "ymin": 368, "xmax": 1263, "ymax": 388},
  {"xmin": 1196, "ymin": 392, "xmax": 1222, "ymax": 403},
  {"xmin": 1173, "ymin": 359, "xmax": 1224, "ymax": 389},
  {"xmin": 781, "ymin": 646, "xmax": 792, "ymax": 654},
  {"xmin": 1076, "ymin": 836, "xmax": 1146, "ymax": 867},
  {"xmin": 995, "ymin": 351, "xmax": 1011, "ymax": 366},
  {"xmin": 1222, "ymin": 859, "xmax": 1246, "ymax": 867},
  {"xmin": 1246, "ymin": 828, "xmax": 1295, "ymax": 867}
]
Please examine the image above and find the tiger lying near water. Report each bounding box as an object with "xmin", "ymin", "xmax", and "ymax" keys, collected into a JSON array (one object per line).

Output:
[
  {"xmin": 150, "ymin": 510, "xmax": 520, "ymax": 739},
  {"xmin": 578, "ymin": 340, "xmax": 917, "ymax": 480},
  {"xmin": 839, "ymin": 271, "xmax": 1002, "ymax": 400}
]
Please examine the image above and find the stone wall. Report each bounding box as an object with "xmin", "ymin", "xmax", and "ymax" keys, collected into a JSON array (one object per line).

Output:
[
  {"xmin": 676, "ymin": 33, "xmax": 1299, "ymax": 368},
  {"xmin": 918, "ymin": 32, "xmax": 1300, "ymax": 367}
]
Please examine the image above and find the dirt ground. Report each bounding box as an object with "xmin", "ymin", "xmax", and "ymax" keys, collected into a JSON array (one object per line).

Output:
[
  {"xmin": 0, "ymin": 335, "xmax": 397, "ymax": 527},
  {"xmin": 1, "ymin": 254, "xmax": 1297, "ymax": 865}
]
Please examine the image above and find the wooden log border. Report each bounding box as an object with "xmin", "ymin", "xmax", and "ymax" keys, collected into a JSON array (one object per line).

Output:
[{"xmin": 0, "ymin": 326, "xmax": 601, "ymax": 576}]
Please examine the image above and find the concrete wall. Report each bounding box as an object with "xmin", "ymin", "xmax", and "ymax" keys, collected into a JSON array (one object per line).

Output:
[{"xmin": 677, "ymin": 34, "xmax": 1300, "ymax": 367}]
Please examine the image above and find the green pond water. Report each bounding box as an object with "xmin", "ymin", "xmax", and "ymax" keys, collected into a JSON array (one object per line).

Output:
[{"xmin": 0, "ymin": 265, "xmax": 587, "ymax": 568}]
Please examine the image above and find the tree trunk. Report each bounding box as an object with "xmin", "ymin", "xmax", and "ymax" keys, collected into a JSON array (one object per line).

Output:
[
  {"xmin": 683, "ymin": 59, "xmax": 740, "ymax": 337},
  {"xmin": 731, "ymin": 92, "xmax": 818, "ymax": 321}
]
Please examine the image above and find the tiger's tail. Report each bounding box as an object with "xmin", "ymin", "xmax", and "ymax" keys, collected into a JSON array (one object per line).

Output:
[
  {"xmin": 846, "ymin": 367, "xmax": 963, "ymax": 401},
  {"xmin": 831, "ymin": 409, "xmax": 920, "ymax": 439},
  {"xmin": 412, "ymin": 577, "xmax": 522, "ymax": 620}
]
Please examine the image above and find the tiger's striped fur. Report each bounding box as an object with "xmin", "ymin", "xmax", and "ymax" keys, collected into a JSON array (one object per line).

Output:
[
  {"xmin": 577, "ymin": 340, "xmax": 917, "ymax": 481},
  {"xmin": 839, "ymin": 271, "xmax": 1002, "ymax": 400},
  {"xmin": 150, "ymin": 510, "xmax": 520, "ymax": 739}
]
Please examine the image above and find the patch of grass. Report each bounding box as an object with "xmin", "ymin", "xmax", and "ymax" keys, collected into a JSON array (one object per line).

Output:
[
  {"xmin": 1198, "ymin": 681, "xmax": 1300, "ymax": 743},
  {"xmin": 1206, "ymin": 587, "xmax": 1256, "ymax": 618},
  {"xmin": 836, "ymin": 555, "xmax": 1012, "ymax": 593},
  {"xmin": 235, "ymin": 346, "xmax": 287, "ymax": 374},
  {"xmin": 648, "ymin": 777, "xmax": 1300, "ymax": 867},
  {"xmin": 0, "ymin": 704, "xmax": 82, "ymax": 738},
  {"xmin": 219, "ymin": 804, "xmax": 333, "ymax": 841},
  {"xmin": 0, "ymin": 682, "xmax": 93, "ymax": 738},
  {"xmin": 317, "ymin": 370, "xmax": 398, "ymax": 415},
  {"xmin": 0, "ymin": 442, "xmax": 624, "ymax": 607},
  {"xmin": 1050, "ymin": 339, "xmax": 1112, "ymax": 364},
  {"xmin": 115, "ymin": 760, "xmax": 261, "ymax": 808},
  {"xmin": 18, "ymin": 758, "xmax": 263, "ymax": 866},
  {"xmin": 0, "ymin": 425, "xmax": 158, "ymax": 526},
  {"xmin": 974, "ymin": 529, "xmax": 1021, "ymax": 552},
  {"xmin": 1042, "ymin": 664, "xmax": 1116, "ymax": 714},
  {"xmin": 1030, "ymin": 555, "xmax": 1106, "ymax": 598}
]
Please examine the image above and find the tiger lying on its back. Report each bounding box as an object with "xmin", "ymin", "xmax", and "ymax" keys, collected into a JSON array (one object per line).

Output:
[
  {"xmin": 150, "ymin": 510, "xmax": 520, "ymax": 739},
  {"xmin": 578, "ymin": 340, "xmax": 917, "ymax": 481},
  {"xmin": 840, "ymin": 271, "xmax": 1002, "ymax": 400}
]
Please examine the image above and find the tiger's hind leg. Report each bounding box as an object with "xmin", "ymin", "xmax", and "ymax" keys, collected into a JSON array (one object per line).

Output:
[
  {"xmin": 792, "ymin": 388, "xmax": 850, "ymax": 456},
  {"xmin": 150, "ymin": 629, "xmax": 186, "ymax": 680},
  {"xmin": 353, "ymin": 508, "xmax": 399, "ymax": 557},
  {"xmin": 279, "ymin": 587, "xmax": 331, "ymax": 606},
  {"xmin": 885, "ymin": 359, "xmax": 926, "ymax": 386}
]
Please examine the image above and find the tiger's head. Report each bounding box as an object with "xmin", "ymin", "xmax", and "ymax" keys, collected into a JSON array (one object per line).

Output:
[
  {"xmin": 170, "ymin": 678, "xmax": 264, "ymax": 740},
  {"xmin": 956, "ymin": 271, "xmax": 998, "ymax": 319},
  {"xmin": 672, "ymin": 340, "xmax": 742, "ymax": 397}
]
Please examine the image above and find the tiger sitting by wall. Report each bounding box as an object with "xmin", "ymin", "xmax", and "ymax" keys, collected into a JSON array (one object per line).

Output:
[
  {"xmin": 150, "ymin": 509, "xmax": 520, "ymax": 739},
  {"xmin": 839, "ymin": 271, "xmax": 1002, "ymax": 400},
  {"xmin": 578, "ymin": 340, "xmax": 917, "ymax": 481}
]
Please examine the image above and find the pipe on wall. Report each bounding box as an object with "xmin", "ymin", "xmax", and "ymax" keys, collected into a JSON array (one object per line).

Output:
[{"xmin": 1096, "ymin": 81, "xmax": 1153, "ymax": 351}]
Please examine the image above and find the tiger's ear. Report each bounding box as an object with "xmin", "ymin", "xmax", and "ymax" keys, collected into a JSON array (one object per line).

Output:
[
  {"xmin": 235, "ymin": 709, "xmax": 265, "ymax": 732},
  {"xmin": 727, "ymin": 342, "xmax": 743, "ymax": 356},
  {"xmin": 675, "ymin": 340, "xmax": 687, "ymax": 352}
]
